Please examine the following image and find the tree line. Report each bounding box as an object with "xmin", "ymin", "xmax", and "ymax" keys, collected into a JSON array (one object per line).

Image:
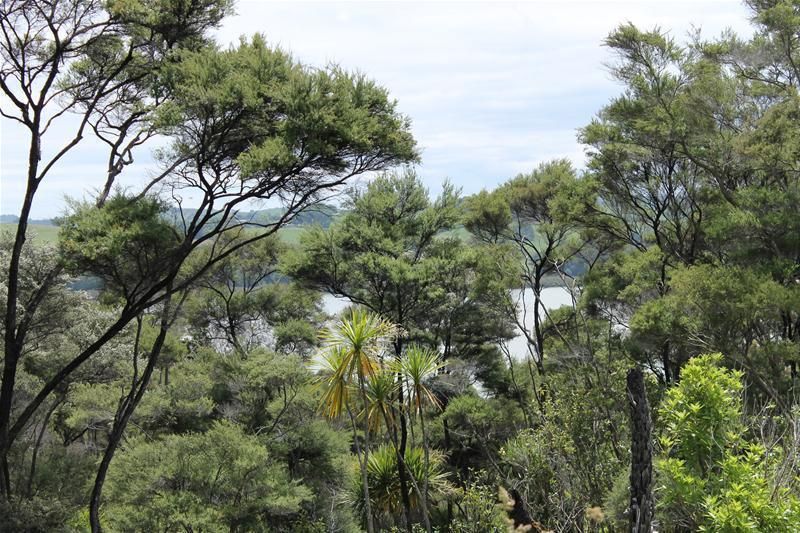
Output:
[{"xmin": 1, "ymin": 0, "xmax": 799, "ymax": 531}]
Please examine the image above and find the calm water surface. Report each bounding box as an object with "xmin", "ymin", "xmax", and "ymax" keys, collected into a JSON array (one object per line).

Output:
[{"xmin": 321, "ymin": 286, "xmax": 574, "ymax": 361}]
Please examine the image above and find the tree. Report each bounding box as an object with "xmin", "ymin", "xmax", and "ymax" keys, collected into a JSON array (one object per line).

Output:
[
  {"xmin": 350, "ymin": 443, "xmax": 450, "ymax": 530},
  {"xmin": 578, "ymin": 24, "xmax": 718, "ymax": 383},
  {"xmin": 102, "ymin": 420, "xmax": 311, "ymax": 531},
  {"xmin": 464, "ymin": 160, "xmax": 589, "ymax": 377},
  {"xmin": 287, "ymin": 169, "xmax": 461, "ymax": 335},
  {"xmin": 0, "ymin": 0, "xmax": 233, "ymax": 498},
  {"xmin": 316, "ymin": 309, "xmax": 397, "ymax": 533},
  {"xmin": 579, "ymin": 12, "xmax": 800, "ymax": 397},
  {"xmin": 288, "ymin": 169, "xmax": 515, "ymax": 528},
  {"xmin": 396, "ymin": 346, "xmax": 444, "ymax": 515},
  {"xmin": 0, "ymin": 3, "xmax": 417, "ymax": 507}
]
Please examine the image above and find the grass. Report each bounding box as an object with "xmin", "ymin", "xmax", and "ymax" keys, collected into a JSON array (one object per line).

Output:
[{"xmin": 0, "ymin": 223, "xmax": 60, "ymax": 244}]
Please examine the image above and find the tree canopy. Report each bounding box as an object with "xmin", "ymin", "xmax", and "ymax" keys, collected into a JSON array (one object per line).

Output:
[{"xmin": 2, "ymin": 1, "xmax": 800, "ymax": 532}]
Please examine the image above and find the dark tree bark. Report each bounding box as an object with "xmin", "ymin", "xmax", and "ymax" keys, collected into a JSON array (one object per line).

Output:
[
  {"xmin": 507, "ymin": 488, "xmax": 534, "ymax": 530},
  {"xmin": 627, "ymin": 367, "xmax": 653, "ymax": 533}
]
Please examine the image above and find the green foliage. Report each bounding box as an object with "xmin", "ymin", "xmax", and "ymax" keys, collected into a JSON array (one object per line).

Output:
[
  {"xmin": 450, "ymin": 479, "xmax": 510, "ymax": 533},
  {"xmin": 0, "ymin": 231, "xmax": 78, "ymax": 339},
  {"xmin": 499, "ymin": 430, "xmax": 557, "ymax": 521},
  {"xmin": 107, "ymin": 0, "xmax": 234, "ymax": 49},
  {"xmin": 659, "ymin": 354, "xmax": 743, "ymax": 475},
  {"xmin": 462, "ymin": 190, "xmax": 511, "ymax": 244},
  {"xmin": 0, "ymin": 493, "xmax": 83, "ymax": 533},
  {"xmin": 602, "ymin": 470, "xmax": 632, "ymax": 531},
  {"xmin": 350, "ymin": 444, "xmax": 450, "ymax": 518},
  {"xmin": 442, "ymin": 394, "xmax": 526, "ymax": 476},
  {"xmin": 137, "ymin": 358, "xmax": 215, "ymax": 433},
  {"xmin": 104, "ymin": 420, "xmax": 311, "ymax": 532},
  {"xmin": 59, "ymin": 194, "xmax": 181, "ymax": 297},
  {"xmin": 287, "ymin": 171, "xmax": 462, "ymax": 313},
  {"xmin": 315, "ymin": 309, "xmax": 397, "ymax": 419},
  {"xmin": 464, "ymin": 159, "xmax": 585, "ymax": 243},
  {"xmin": 183, "ymin": 231, "xmax": 322, "ymax": 355},
  {"xmin": 7, "ymin": 4, "xmax": 800, "ymax": 533},
  {"xmin": 394, "ymin": 346, "xmax": 444, "ymax": 415},
  {"xmin": 656, "ymin": 354, "xmax": 800, "ymax": 531},
  {"xmin": 158, "ymin": 33, "xmax": 417, "ymax": 179},
  {"xmin": 496, "ymin": 356, "xmax": 629, "ymax": 529},
  {"xmin": 1, "ymin": 0, "xmax": 418, "ymax": 530},
  {"xmin": 288, "ymin": 169, "xmax": 516, "ymax": 390},
  {"xmin": 463, "ymin": 159, "xmax": 588, "ymax": 282}
]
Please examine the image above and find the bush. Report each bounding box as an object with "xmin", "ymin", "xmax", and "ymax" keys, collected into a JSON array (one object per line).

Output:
[{"xmin": 656, "ymin": 354, "xmax": 800, "ymax": 531}]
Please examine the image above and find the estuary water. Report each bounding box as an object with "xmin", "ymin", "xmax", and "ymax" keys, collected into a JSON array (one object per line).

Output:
[{"xmin": 321, "ymin": 286, "xmax": 574, "ymax": 361}]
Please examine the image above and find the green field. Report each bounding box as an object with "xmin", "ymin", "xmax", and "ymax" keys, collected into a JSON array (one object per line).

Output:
[
  {"xmin": 277, "ymin": 225, "xmax": 306, "ymax": 245},
  {"xmin": 0, "ymin": 223, "xmax": 60, "ymax": 244}
]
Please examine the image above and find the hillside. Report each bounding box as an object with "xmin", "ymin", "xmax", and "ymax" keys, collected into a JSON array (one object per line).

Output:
[{"xmin": 0, "ymin": 205, "xmax": 341, "ymax": 246}]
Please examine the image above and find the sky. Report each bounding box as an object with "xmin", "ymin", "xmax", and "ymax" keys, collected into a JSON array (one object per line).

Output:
[{"xmin": 0, "ymin": 0, "xmax": 753, "ymax": 218}]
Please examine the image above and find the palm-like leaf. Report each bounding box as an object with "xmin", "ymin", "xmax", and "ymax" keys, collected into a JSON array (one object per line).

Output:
[
  {"xmin": 350, "ymin": 444, "xmax": 451, "ymax": 516},
  {"xmin": 395, "ymin": 345, "xmax": 444, "ymax": 415},
  {"xmin": 315, "ymin": 309, "xmax": 397, "ymax": 419},
  {"xmin": 316, "ymin": 346, "xmax": 353, "ymax": 419},
  {"xmin": 321, "ymin": 309, "xmax": 396, "ymax": 371},
  {"xmin": 364, "ymin": 369, "xmax": 398, "ymax": 431}
]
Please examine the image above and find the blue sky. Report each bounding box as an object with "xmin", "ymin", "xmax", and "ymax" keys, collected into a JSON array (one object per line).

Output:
[{"xmin": 1, "ymin": 1, "xmax": 751, "ymax": 218}]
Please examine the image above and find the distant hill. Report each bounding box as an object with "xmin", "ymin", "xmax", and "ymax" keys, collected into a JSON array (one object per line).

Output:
[
  {"xmin": 0, "ymin": 215, "xmax": 56, "ymax": 225},
  {"xmin": 230, "ymin": 203, "xmax": 340, "ymax": 228},
  {"xmin": 163, "ymin": 204, "xmax": 340, "ymax": 236},
  {"xmin": 0, "ymin": 204, "xmax": 340, "ymax": 232},
  {"xmin": 0, "ymin": 204, "xmax": 341, "ymax": 246}
]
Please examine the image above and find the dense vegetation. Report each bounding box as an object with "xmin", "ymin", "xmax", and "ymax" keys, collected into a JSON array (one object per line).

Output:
[{"xmin": 1, "ymin": 0, "xmax": 799, "ymax": 531}]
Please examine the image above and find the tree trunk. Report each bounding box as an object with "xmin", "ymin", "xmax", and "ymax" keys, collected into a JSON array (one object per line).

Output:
[
  {"xmin": 627, "ymin": 368, "xmax": 653, "ymax": 533},
  {"xmin": 418, "ymin": 408, "xmax": 433, "ymax": 533},
  {"xmin": 393, "ymin": 336, "xmax": 414, "ymax": 532},
  {"xmin": 357, "ymin": 384, "xmax": 376, "ymax": 533},
  {"xmin": 397, "ymin": 389, "xmax": 414, "ymax": 532},
  {"xmin": 660, "ymin": 341, "xmax": 671, "ymax": 385},
  {"xmin": 90, "ymin": 308, "xmax": 172, "ymax": 532},
  {"xmin": 532, "ymin": 283, "xmax": 545, "ymax": 375}
]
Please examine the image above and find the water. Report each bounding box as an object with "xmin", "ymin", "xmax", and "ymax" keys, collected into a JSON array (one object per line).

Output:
[
  {"xmin": 505, "ymin": 287, "xmax": 574, "ymax": 360},
  {"xmin": 320, "ymin": 286, "xmax": 575, "ymax": 361},
  {"xmin": 320, "ymin": 293, "xmax": 352, "ymax": 316}
]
